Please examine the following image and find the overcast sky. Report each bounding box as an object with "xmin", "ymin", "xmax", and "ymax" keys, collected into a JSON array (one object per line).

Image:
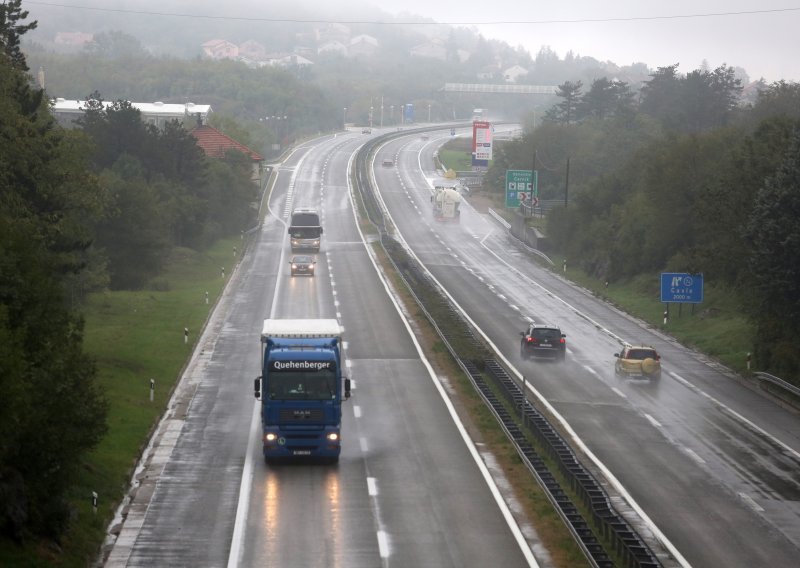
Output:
[{"xmin": 368, "ymin": 0, "xmax": 800, "ymax": 82}]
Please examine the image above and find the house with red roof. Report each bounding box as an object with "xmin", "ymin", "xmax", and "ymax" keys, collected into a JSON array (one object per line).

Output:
[{"xmin": 190, "ymin": 124, "xmax": 265, "ymax": 188}]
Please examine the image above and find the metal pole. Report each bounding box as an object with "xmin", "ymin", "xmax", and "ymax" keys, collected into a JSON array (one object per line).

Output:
[
  {"xmin": 564, "ymin": 157, "xmax": 570, "ymax": 208},
  {"xmin": 532, "ymin": 150, "xmax": 537, "ymax": 217}
]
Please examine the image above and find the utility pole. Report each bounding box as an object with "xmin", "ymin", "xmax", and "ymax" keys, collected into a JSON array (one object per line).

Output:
[{"xmin": 564, "ymin": 157, "xmax": 570, "ymax": 208}]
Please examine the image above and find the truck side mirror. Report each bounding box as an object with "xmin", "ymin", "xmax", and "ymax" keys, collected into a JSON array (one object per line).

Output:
[
  {"xmin": 254, "ymin": 376, "xmax": 261, "ymax": 400},
  {"xmin": 344, "ymin": 377, "xmax": 351, "ymax": 400}
]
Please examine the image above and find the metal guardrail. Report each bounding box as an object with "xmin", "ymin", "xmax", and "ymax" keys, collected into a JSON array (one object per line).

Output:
[
  {"xmin": 753, "ymin": 372, "xmax": 800, "ymax": 398},
  {"xmin": 355, "ymin": 140, "xmax": 663, "ymax": 567}
]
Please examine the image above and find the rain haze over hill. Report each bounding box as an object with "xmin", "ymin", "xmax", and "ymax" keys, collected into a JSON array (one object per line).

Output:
[{"xmin": 22, "ymin": 0, "xmax": 800, "ymax": 82}]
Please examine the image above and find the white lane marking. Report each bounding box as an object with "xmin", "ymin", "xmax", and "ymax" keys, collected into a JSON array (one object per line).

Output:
[
  {"xmin": 738, "ymin": 492, "xmax": 764, "ymax": 513},
  {"xmin": 583, "ymin": 365, "xmax": 599, "ymax": 377},
  {"xmin": 683, "ymin": 447, "xmax": 706, "ymax": 465},
  {"xmin": 226, "ymin": 400, "xmax": 261, "ymax": 568},
  {"xmin": 377, "ymin": 530, "xmax": 390, "ymax": 558},
  {"xmin": 367, "ymin": 477, "xmax": 378, "ymax": 496},
  {"xmin": 644, "ymin": 414, "xmax": 661, "ymax": 428},
  {"xmin": 360, "ymin": 437, "xmax": 368, "ymax": 452},
  {"xmin": 352, "ymin": 151, "xmax": 539, "ymax": 567},
  {"xmin": 612, "ymin": 387, "xmax": 627, "ymax": 399},
  {"xmin": 669, "ymin": 371, "xmax": 800, "ymax": 461},
  {"xmin": 353, "ymin": 405, "xmax": 362, "ymax": 418}
]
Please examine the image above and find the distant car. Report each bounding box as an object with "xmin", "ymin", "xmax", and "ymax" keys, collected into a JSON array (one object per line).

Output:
[
  {"xmin": 290, "ymin": 255, "xmax": 315, "ymax": 277},
  {"xmin": 362, "ymin": 128, "xmax": 372, "ymax": 134},
  {"xmin": 614, "ymin": 345, "xmax": 661, "ymax": 379},
  {"xmin": 520, "ymin": 323, "xmax": 566, "ymax": 361},
  {"xmin": 381, "ymin": 158, "xmax": 394, "ymax": 167}
]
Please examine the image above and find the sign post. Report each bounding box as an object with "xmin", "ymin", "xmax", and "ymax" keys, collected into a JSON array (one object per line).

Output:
[
  {"xmin": 505, "ymin": 169, "xmax": 537, "ymax": 208},
  {"xmin": 660, "ymin": 273, "xmax": 704, "ymax": 304}
]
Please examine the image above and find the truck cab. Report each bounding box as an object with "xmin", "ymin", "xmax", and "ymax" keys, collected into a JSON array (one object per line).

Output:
[
  {"xmin": 288, "ymin": 208, "xmax": 323, "ymax": 252},
  {"xmin": 254, "ymin": 319, "xmax": 350, "ymax": 463}
]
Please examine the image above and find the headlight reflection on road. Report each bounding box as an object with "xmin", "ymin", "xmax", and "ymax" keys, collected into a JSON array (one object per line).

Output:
[
  {"xmin": 326, "ymin": 469, "xmax": 343, "ymax": 568},
  {"xmin": 264, "ymin": 472, "xmax": 280, "ymax": 543}
]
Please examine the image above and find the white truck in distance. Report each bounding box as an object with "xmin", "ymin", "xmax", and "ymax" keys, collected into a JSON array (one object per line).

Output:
[{"xmin": 431, "ymin": 186, "xmax": 462, "ymax": 222}]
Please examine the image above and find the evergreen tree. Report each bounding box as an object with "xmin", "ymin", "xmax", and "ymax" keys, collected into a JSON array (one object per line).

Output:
[
  {"xmin": 0, "ymin": 16, "xmax": 108, "ymax": 541},
  {"xmin": 0, "ymin": 0, "xmax": 36, "ymax": 71}
]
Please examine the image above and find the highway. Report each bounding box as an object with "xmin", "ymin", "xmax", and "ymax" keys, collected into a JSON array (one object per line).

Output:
[
  {"xmin": 106, "ymin": 131, "xmax": 537, "ymax": 567},
  {"xmin": 369, "ymin": 126, "xmax": 800, "ymax": 567},
  {"xmin": 106, "ymin": 124, "xmax": 800, "ymax": 568}
]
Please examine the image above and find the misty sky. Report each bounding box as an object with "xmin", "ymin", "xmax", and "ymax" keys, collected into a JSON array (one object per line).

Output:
[{"xmin": 368, "ymin": 0, "xmax": 800, "ymax": 82}]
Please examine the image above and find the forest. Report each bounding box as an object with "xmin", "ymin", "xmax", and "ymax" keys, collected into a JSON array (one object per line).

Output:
[{"xmin": 484, "ymin": 69, "xmax": 800, "ymax": 380}]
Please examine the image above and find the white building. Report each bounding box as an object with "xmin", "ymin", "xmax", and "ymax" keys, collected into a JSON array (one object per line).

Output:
[{"xmin": 50, "ymin": 98, "xmax": 212, "ymax": 129}]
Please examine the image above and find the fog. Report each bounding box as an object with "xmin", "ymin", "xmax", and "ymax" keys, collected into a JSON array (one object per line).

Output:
[
  {"xmin": 22, "ymin": 0, "xmax": 800, "ymax": 82},
  {"xmin": 369, "ymin": 0, "xmax": 800, "ymax": 82}
]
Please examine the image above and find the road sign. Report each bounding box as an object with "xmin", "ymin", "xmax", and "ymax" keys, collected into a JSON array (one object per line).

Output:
[
  {"xmin": 660, "ymin": 273, "xmax": 704, "ymax": 303},
  {"xmin": 505, "ymin": 170, "xmax": 538, "ymax": 208}
]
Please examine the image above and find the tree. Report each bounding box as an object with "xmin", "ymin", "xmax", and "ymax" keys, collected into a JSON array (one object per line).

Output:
[
  {"xmin": 544, "ymin": 80, "xmax": 583, "ymax": 124},
  {"xmin": 0, "ymin": 0, "xmax": 37, "ymax": 71},
  {"xmin": 93, "ymin": 162, "xmax": 169, "ymax": 289},
  {"xmin": 744, "ymin": 128, "xmax": 800, "ymax": 378},
  {"xmin": 0, "ymin": 40, "xmax": 107, "ymax": 541},
  {"xmin": 639, "ymin": 64, "xmax": 685, "ymax": 129},
  {"xmin": 578, "ymin": 78, "xmax": 634, "ymax": 121},
  {"xmin": 83, "ymin": 30, "xmax": 149, "ymax": 60}
]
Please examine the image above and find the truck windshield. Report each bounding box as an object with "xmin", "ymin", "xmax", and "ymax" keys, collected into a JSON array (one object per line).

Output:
[
  {"xmin": 268, "ymin": 370, "xmax": 336, "ymax": 400},
  {"xmin": 291, "ymin": 212, "xmax": 320, "ymax": 226},
  {"xmin": 289, "ymin": 227, "xmax": 322, "ymax": 239}
]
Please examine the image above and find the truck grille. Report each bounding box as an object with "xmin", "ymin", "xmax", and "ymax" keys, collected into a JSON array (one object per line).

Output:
[{"xmin": 279, "ymin": 408, "xmax": 324, "ymax": 422}]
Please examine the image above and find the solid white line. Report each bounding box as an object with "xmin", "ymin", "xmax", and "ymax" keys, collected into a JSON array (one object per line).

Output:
[
  {"xmin": 670, "ymin": 372, "xmax": 800, "ymax": 461},
  {"xmin": 226, "ymin": 401, "xmax": 261, "ymax": 568},
  {"xmin": 367, "ymin": 477, "xmax": 378, "ymax": 496},
  {"xmin": 355, "ymin": 149, "xmax": 539, "ymax": 566},
  {"xmin": 644, "ymin": 413, "xmax": 661, "ymax": 428}
]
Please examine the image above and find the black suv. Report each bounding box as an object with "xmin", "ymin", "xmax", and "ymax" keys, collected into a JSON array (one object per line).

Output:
[{"xmin": 520, "ymin": 324, "xmax": 567, "ymax": 361}]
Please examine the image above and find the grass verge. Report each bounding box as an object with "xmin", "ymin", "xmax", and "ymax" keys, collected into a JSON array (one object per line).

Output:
[{"xmin": 0, "ymin": 237, "xmax": 243, "ymax": 567}]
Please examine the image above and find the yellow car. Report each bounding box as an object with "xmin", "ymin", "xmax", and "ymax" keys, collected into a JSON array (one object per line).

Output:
[{"xmin": 614, "ymin": 345, "xmax": 662, "ymax": 380}]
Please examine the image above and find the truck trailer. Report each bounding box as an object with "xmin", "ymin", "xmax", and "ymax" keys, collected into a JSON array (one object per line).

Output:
[
  {"xmin": 431, "ymin": 186, "xmax": 462, "ymax": 222},
  {"xmin": 254, "ymin": 319, "xmax": 350, "ymax": 463}
]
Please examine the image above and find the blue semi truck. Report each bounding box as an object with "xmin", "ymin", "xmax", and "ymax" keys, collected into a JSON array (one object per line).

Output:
[{"xmin": 253, "ymin": 319, "xmax": 350, "ymax": 463}]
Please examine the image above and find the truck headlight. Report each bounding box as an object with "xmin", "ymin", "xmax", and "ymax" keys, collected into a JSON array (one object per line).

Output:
[
  {"xmin": 265, "ymin": 432, "xmax": 278, "ymax": 442},
  {"xmin": 326, "ymin": 432, "xmax": 339, "ymax": 442}
]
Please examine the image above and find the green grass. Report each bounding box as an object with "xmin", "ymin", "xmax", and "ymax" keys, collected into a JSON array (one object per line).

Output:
[
  {"xmin": 557, "ymin": 259, "xmax": 753, "ymax": 375},
  {"xmin": 0, "ymin": 237, "xmax": 244, "ymax": 567},
  {"xmin": 438, "ymin": 138, "xmax": 474, "ymax": 172}
]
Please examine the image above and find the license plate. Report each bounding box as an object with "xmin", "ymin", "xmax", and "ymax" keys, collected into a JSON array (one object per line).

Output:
[
  {"xmin": 293, "ymin": 450, "xmax": 311, "ymax": 456},
  {"xmin": 540, "ymin": 343, "xmax": 551, "ymax": 347}
]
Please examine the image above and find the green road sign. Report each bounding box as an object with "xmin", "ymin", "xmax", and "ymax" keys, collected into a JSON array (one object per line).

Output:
[{"xmin": 505, "ymin": 170, "xmax": 538, "ymax": 208}]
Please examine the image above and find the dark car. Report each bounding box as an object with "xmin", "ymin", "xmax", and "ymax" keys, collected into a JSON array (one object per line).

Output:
[
  {"xmin": 290, "ymin": 255, "xmax": 315, "ymax": 277},
  {"xmin": 520, "ymin": 324, "xmax": 566, "ymax": 361}
]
